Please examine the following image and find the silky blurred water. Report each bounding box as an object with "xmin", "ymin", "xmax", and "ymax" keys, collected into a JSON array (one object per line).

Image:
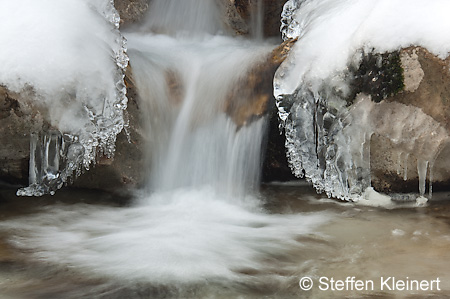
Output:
[{"xmin": 1, "ymin": 184, "xmax": 450, "ymax": 298}]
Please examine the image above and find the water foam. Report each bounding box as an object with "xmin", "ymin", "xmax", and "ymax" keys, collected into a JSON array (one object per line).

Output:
[{"xmin": 1, "ymin": 188, "xmax": 329, "ymax": 284}]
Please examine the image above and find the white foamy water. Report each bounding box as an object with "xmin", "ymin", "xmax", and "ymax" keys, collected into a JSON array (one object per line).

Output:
[{"xmin": 1, "ymin": 188, "xmax": 329, "ymax": 284}]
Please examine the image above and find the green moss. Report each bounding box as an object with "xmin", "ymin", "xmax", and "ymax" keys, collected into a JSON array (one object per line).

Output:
[{"xmin": 348, "ymin": 50, "xmax": 405, "ymax": 104}]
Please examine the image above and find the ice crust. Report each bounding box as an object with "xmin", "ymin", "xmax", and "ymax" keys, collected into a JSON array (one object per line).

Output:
[
  {"xmin": 0, "ymin": 0, "xmax": 129, "ymax": 195},
  {"xmin": 276, "ymin": 0, "xmax": 450, "ymax": 200}
]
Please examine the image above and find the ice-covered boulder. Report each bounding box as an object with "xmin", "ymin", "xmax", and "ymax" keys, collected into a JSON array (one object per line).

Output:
[
  {"xmin": 275, "ymin": 0, "xmax": 450, "ymax": 200},
  {"xmin": 0, "ymin": 0, "xmax": 128, "ymax": 195},
  {"xmin": 371, "ymin": 47, "xmax": 450, "ymax": 195}
]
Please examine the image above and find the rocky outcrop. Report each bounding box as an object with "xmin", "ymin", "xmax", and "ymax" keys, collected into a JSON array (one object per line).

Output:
[
  {"xmin": 218, "ymin": 0, "xmax": 250, "ymax": 35},
  {"xmin": 114, "ymin": 0, "xmax": 149, "ymax": 27},
  {"xmin": 224, "ymin": 38, "xmax": 296, "ymax": 127}
]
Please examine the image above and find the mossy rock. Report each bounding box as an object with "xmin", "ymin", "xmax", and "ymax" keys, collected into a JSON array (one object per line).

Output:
[{"xmin": 348, "ymin": 50, "xmax": 405, "ymax": 104}]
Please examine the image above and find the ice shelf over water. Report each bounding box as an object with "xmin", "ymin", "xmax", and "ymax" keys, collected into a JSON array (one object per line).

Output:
[
  {"xmin": 0, "ymin": 0, "xmax": 129, "ymax": 195},
  {"xmin": 276, "ymin": 0, "xmax": 450, "ymax": 200}
]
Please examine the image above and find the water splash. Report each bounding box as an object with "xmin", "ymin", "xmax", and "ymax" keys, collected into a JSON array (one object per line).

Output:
[{"xmin": 2, "ymin": 188, "xmax": 330, "ymax": 284}]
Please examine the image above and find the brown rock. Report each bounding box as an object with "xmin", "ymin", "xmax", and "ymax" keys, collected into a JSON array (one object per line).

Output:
[
  {"xmin": 219, "ymin": 0, "xmax": 250, "ymax": 35},
  {"xmin": 114, "ymin": 0, "xmax": 150, "ymax": 27},
  {"xmin": 224, "ymin": 38, "xmax": 296, "ymax": 127}
]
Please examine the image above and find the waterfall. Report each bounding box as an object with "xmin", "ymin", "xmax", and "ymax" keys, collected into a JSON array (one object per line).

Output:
[
  {"xmin": 128, "ymin": 34, "xmax": 270, "ymax": 197},
  {"xmin": 0, "ymin": 0, "xmax": 330, "ymax": 286},
  {"xmin": 127, "ymin": 0, "xmax": 273, "ymax": 197},
  {"xmin": 250, "ymin": 0, "xmax": 265, "ymax": 40},
  {"xmin": 142, "ymin": 0, "xmax": 224, "ymax": 36}
]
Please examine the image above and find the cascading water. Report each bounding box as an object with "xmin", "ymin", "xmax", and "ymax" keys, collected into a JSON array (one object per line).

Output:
[
  {"xmin": 250, "ymin": 0, "xmax": 265, "ymax": 40},
  {"xmin": 0, "ymin": 0, "xmax": 329, "ymax": 290},
  {"xmin": 128, "ymin": 33, "xmax": 269, "ymax": 197}
]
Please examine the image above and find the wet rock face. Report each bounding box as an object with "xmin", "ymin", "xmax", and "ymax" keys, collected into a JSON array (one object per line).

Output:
[
  {"xmin": 219, "ymin": 0, "xmax": 250, "ymax": 35},
  {"xmin": 369, "ymin": 47, "xmax": 450, "ymax": 194}
]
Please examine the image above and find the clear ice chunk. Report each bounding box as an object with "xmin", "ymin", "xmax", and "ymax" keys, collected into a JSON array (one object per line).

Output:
[{"xmin": 17, "ymin": 131, "xmax": 84, "ymax": 196}]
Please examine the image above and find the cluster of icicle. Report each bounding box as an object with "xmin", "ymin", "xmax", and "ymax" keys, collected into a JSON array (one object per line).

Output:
[
  {"xmin": 275, "ymin": 0, "xmax": 449, "ymax": 201},
  {"xmin": 17, "ymin": 1, "xmax": 128, "ymax": 196}
]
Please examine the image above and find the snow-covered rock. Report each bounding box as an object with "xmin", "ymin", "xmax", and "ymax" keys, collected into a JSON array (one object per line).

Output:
[{"xmin": 275, "ymin": 0, "xmax": 450, "ymax": 200}]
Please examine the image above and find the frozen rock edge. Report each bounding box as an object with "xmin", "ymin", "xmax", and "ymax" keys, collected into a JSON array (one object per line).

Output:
[
  {"xmin": 276, "ymin": 0, "xmax": 450, "ymax": 201},
  {"xmin": 12, "ymin": 1, "xmax": 129, "ymax": 196}
]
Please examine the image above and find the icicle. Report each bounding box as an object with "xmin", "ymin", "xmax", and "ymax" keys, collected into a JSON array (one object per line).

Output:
[
  {"xmin": 429, "ymin": 161, "xmax": 434, "ymax": 199},
  {"xmin": 417, "ymin": 159, "xmax": 428, "ymax": 196},
  {"xmin": 17, "ymin": 130, "xmax": 85, "ymax": 197},
  {"xmin": 403, "ymin": 153, "xmax": 409, "ymax": 181},
  {"xmin": 396, "ymin": 152, "xmax": 402, "ymax": 176},
  {"xmin": 28, "ymin": 133, "xmax": 38, "ymax": 185}
]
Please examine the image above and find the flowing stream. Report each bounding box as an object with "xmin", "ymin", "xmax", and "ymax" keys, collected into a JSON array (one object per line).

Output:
[
  {"xmin": 1, "ymin": 0, "xmax": 450, "ymax": 298},
  {"xmin": 1, "ymin": 185, "xmax": 450, "ymax": 298}
]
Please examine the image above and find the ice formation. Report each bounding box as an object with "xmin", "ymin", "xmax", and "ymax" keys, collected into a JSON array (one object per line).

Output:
[
  {"xmin": 0, "ymin": 0, "xmax": 128, "ymax": 195},
  {"xmin": 16, "ymin": 131, "xmax": 85, "ymax": 196},
  {"xmin": 275, "ymin": 0, "xmax": 450, "ymax": 200}
]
